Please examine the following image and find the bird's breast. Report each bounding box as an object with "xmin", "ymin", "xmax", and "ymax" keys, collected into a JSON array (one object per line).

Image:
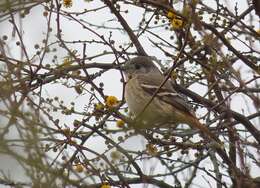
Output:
[
  {"xmin": 125, "ymin": 78, "xmax": 173, "ymax": 125},
  {"xmin": 125, "ymin": 78, "xmax": 149, "ymax": 116}
]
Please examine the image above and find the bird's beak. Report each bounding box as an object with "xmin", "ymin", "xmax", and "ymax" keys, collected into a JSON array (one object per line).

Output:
[
  {"xmin": 119, "ymin": 64, "xmax": 126, "ymax": 71},
  {"xmin": 114, "ymin": 63, "xmax": 125, "ymax": 71},
  {"xmin": 119, "ymin": 61, "xmax": 130, "ymax": 72}
]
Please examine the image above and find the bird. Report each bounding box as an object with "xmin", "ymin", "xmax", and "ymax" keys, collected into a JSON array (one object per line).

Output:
[
  {"xmin": 121, "ymin": 56, "xmax": 241, "ymax": 174},
  {"xmin": 122, "ymin": 56, "xmax": 219, "ymax": 142}
]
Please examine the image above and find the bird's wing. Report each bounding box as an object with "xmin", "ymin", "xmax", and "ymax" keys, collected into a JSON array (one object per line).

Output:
[{"xmin": 137, "ymin": 75, "xmax": 193, "ymax": 115}]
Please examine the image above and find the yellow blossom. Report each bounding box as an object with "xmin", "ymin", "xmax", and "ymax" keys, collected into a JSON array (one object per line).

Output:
[
  {"xmin": 100, "ymin": 183, "xmax": 111, "ymax": 188},
  {"xmin": 63, "ymin": 0, "xmax": 73, "ymax": 8},
  {"xmin": 105, "ymin": 96, "xmax": 119, "ymax": 108},
  {"xmin": 75, "ymin": 164, "xmax": 84, "ymax": 173},
  {"xmin": 167, "ymin": 11, "xmax": 176, "ymax": 19},
  {"xmin": 171, "ymin": 18, "xmax": 184, "ymax": 29},
  {"xmin": 146, "ymin": 143, "xmax": 158, "ymax": 156},
  {"xmin": 116, "ymin": 119, "xmax": 125, "ymax": 128}
]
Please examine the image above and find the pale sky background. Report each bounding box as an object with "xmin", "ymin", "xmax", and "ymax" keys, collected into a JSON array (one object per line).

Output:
[{"xmin": 0, "ymin": 0, "xmax": 259, "ymax": 187}]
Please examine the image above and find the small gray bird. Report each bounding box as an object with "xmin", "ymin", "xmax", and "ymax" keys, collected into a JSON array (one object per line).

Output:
[{"xmin": 122, "ymin": 56, "xmax": 217, "ymax": 140}]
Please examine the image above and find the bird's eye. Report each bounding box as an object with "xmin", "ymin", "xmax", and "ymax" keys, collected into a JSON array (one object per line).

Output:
[{"xmin": 135, "ymin": 64, "xmax": 141, "ymax": 69}]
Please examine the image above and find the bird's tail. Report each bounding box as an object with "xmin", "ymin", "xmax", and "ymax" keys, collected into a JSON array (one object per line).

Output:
[
  {"xmin": 186, "ymin": 116, "xmax": 220, "ymax": 143},
  {"xmin": 186, "ymin": 115, "xmax": 237, "ymax": 171}
]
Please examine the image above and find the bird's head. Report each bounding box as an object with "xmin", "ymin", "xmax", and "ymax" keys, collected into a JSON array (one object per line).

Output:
[{"xmin": 122, "ymin": 56, "xmax": 161, "ymax": 79}]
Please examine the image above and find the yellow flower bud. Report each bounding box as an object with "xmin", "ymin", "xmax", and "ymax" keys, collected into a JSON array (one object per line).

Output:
[
  {"xmin": 116, "ymin": 119, "xmax": 125, "ymax": 128},
  {"xmin": 171, "ymin": 18, "xmax": 184, "ymax": 29},
  {"xmin": 146, "ymin": 143, "xmax": 158, "ymax": 156},
  {"xmin": 75, "ymin": 164, "xmax": 84, "ymax": 173},
  {"xmin": 63, "ymin": 0, "xmax": 73, "ymax": 8},
  {"xmin": 62, "ymin": 128, "xmax": 70, "ymax": 136},
  {"xmin": 110, "ymin": 150, "xmax": 121, "ymax": 160},
  {"xmin": 256, "ymin": 29, "xmax": 260, "ymax": 35},
  {"xmin": 100, "ymin": 183, "xmax": 111, "ymax": 188}
]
